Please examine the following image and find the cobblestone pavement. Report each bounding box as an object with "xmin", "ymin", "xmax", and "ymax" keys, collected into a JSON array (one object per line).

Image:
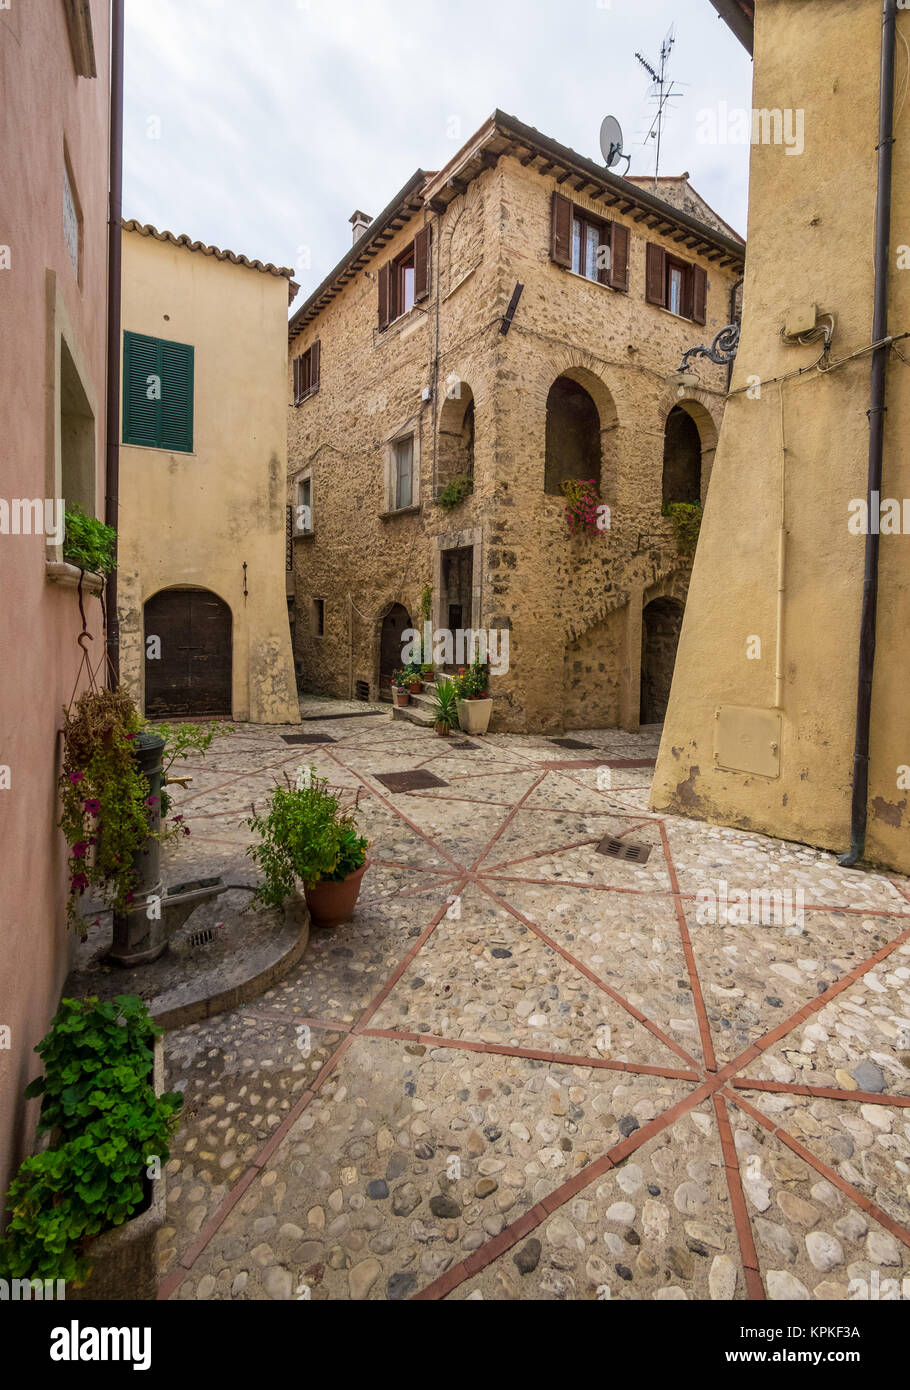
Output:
[{"xmin": 156, "ymin": 707, "xmax": 910, "ymax": 1301}]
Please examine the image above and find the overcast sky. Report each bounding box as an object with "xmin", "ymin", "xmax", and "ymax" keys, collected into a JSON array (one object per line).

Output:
[{"xmin": 123, "ymin": 0, "xmax": 754, "ymax": 307}]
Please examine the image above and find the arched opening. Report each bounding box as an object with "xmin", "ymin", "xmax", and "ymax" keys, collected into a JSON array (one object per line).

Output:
[
  {"xmin": 662, "ymin": 405, "xmax": 703, "ymax": 506},
  {"xmin": 545, "ymin": 375, "xmax": 602, "ymax": 495},
  {"xmin": 437, "ymin": 385, "xmax": 475, "ymax": 496},
  {"xmin": 379, "ymin": 602, "xmax": 413, "ymax": 698},
  {"xmin": 640, "ymin": 596, "xmax": 685, "ymax": 725},
  {"xmin": 144, "ymin": 587, "xmax": 232, "ymax": 717}
]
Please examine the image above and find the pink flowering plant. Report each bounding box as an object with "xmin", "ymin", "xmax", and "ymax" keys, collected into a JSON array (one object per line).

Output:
[{"xmin": 561, "ymin": 478, "xmax": 605, "ymax": 536}]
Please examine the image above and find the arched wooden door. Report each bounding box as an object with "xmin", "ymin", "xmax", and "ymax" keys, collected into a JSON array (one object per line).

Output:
[
  {"xmin": 144, "ymin": 588, "xmax": 232, "ymax": 717},
  {"xmin": 379, "ymin": 603, "xmax": 412, "ymax": 699}
]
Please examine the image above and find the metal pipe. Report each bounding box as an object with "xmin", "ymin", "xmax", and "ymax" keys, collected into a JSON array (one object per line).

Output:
[
  {"xmin": 840, "ymin": 0, "xmax": 897, "ymax": 867},
  {"xmin": 104, "ymin": 0, "xmax": 125, "ymax": 685}
]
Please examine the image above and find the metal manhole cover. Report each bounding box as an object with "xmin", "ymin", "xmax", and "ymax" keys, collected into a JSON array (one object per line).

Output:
[
  {"xmin": 281, "ymin": 733, "xmax": 336, "ymax": 744},
  {"xmin": 449, "ymin": 739, "xmax": 478, "ymax": 751},
  {"xmin": 375, "ymin": 770, "xmax": 449, "ymax": 792},
  {"xmin": 549, "ymin": 738, "xmax": 595, "ymax": 750},
  {"xmin": 596, "ymin": 836, "xmax": 652, "ymax": 864}
]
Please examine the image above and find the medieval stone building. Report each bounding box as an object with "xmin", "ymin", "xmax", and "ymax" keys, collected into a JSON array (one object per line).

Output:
[{"xmin": 287, "ymin": 111, "xmax": 745, "ymax": 733}]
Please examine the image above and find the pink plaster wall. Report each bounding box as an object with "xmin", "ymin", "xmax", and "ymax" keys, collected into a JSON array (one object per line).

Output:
[{"xmin": 0, "ymin": 0, "xmax": 111, "ymax": 1209}]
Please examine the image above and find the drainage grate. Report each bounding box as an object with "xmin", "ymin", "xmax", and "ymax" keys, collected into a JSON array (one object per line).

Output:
[
  {"xmin": 375, "ymin": 770, "xmax": 449, "ymax": 792},
  {"xmin": 281, "ymin": 733, "xmax": 336, "ymax": 744},
  {"xmin": 354, "ymin": 680, "xmax": 370, "ymax": 702},
  {"xmin": 186, "ymin": 927, "xmax": 216, "ymax": 947},
  {"xmin": 596, "ymin": 836, "xmax": 652, "ymax": 864},
  {"xmin": 549, "ymin": 738, "xmax": 596, "ymax": 750},
  {"xmin": 449, "ymin": 739, "xmax": 478, "ymax": 751}
]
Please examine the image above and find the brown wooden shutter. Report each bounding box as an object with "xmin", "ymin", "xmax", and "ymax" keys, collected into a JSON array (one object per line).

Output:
[
  {"xmin": 692, "ymin": 265, "xmax": 707, "ymax": 325},
  {"xmin": 550, "ymin": 192, "xmax": 572, "ymax": 268},
  {"xmin": 292, "ymin": 355, "xmax": 301, "ymax": 404},
  {"xmin": 609, "ymin": 222, "xmax": 630, "ymax": 291},
  {"xmin": 378, "ymin": 261, "xmax": 392, "ymax": 330},
  {"xmin": 310, "ymin": 339, "xmax": 321, "ymax": 392},
  {"xmin": 681, "ymin": 266, "xmax": 695, "ymax": 322},
  {"xmin": 645, "ymin": 243, "xmax": 666, "ymax": 306},
  {"xmin": 414, "ymin": 226, "xmax": 431, "ymax": 301}
]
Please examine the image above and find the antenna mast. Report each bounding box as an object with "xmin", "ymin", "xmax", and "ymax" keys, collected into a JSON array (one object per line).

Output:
[{"xmin": 635, "ymin": 26, "xmax": 680, "ymax": 192}]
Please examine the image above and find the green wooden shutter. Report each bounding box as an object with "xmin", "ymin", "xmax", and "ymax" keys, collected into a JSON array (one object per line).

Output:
[
  {"xmin": 122, "ymin": 331, "xmax": 160, "ymax": 446},
  {"xmin": 159, "ymin": 340, "xmax": 194, "ymax": 452}
]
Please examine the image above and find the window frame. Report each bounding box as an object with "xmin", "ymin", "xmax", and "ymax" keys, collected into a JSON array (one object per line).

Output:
[
  {"xmin": 122, "ymin": 330, "xmax": 194, "ymax": 453},
  {"xmin": 293, "ymin": 340, "xmax": 320, "ymax": 405},
  {"xmin": 384, "ymin": 427, "xmax": 421, "ymax": 515},
  {"xmin": 294, "ymin": 471, "xmax": 313, "ymax": 534}
]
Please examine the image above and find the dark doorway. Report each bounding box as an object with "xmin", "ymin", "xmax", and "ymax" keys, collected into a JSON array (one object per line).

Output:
[
  {"xmin": 545, "ymin": 376, "xmax": 602, "ymax": 495},
  {"xmin": 640, "ymin": 597, "xmax": 685, "ymax": 725},
  {"xmin": 662, "ymin": 406, "xmax": 702, "ymax": 505},
  {"xmin": 441, "ymin": 546, "xmax": 473, "ymax": 633},
  {"xmin": 380, "ymin": 602, "xmax": 412, "ymax": 697},
  {"xmin": 144, "ymin": 587, "xmax": 232, "ymax": 717}
]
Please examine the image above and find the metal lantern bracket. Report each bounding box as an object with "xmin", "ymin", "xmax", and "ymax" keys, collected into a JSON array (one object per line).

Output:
[{"xmin": 677, "ymin": 323, "xmax": 741, "ymax": 374}]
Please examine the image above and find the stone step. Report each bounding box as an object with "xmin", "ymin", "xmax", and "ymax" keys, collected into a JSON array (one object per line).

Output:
[{"xmin": 391, "ymin": 703, "xmax": 436, "ymax": 728}]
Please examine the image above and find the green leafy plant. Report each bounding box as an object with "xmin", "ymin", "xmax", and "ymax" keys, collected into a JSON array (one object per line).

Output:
[
  {"xmin": 0, "ymin": 995, "xmax": 183, "ymax": 1284},
  {"xmin": 454, "ymin": 655, "xmax": 490, "ymax": 699},
  {"xmin": 437, "ymin": 475, "xmax": 474, "ymax": 511},
  {"xmin": 59, "ymin": 688, "xmax": 151, "ymax": 926},
  {"xmin": 561, "ymin": 478, "xmax": 606, "ymax": 536},
  {"xmin": 419, "ymin": 583, "xmax": 433, "ymax": 623},
  {"xmin": 62, "ymin": 506, "xmax": 117, "ymax": 576},
  {"xmin": 151, "ymin": 720, "xmax": 233, "ymax": 817},
  {"xmin": 391, "ymin": 667, "xmax": 410, "ymax": 689},
  {"xmin": 246, "ymin": 771, "xmax": 369, "ymax": 907},
  {"xmin": 662, "ymin": 500, "xmax": 703, "ymax": 556},
  {"xmin": 431, "ymin": 677, "xmax": 459, "ymax": 731}
]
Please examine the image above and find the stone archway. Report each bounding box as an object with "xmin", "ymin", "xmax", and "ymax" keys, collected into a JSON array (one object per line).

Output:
[
  {"xmin": 640, "ymin": 596, "xmax": 685, "ymax": 725},
  {"xmin": 144, "ymin": 587, "xmax": 233, "ymax": 717},
  {"xmin": 379, "ymin": 602, "xmax": 413, "ymax": 698}
]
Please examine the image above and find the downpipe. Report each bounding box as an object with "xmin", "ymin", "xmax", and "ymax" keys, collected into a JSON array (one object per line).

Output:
[{"xmin": 839, "ymin": 0, "xmax": 897, "ymax": 866}]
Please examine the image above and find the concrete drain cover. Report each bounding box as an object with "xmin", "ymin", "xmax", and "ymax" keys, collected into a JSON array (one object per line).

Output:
[
  {"xmin": 549, "ymin": 738, "xmax": 595, "ymax": 750},
  {"xmin": 376, "ymin": 770, "xmax": 449, "ymax": 792},
  {"xmin": 281, "ymin": 733, "xmax": 336, "ymax": 744},
  {"xmin": 596, "ymin": 836, "xmax": 652, "ymax": 864}
]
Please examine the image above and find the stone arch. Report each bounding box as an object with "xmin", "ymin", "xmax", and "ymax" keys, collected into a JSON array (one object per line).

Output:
[
  {"xmin": 437, "ymin": 382, "xmax": 475, "ymax": 495},
  {"xmin": 660, "ymin": 393, "xmax": 720, "ymax": 506},
  {"xmin": 377, "ymin": 599, "xmax": 414, "ymax": 698},
  {"xmin": 544, "ymin": 365, "xmax": 619, "ymax": 499},
  {"xmin": 442, "ymin": 185, "xmax": 484, "ymax": 296},
  {"xmin": 640, "ymin": 594, "xmax": 686, "ymax": 725}
]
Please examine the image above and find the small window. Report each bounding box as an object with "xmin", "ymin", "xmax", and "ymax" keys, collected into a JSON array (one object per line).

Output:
[
  {"xmin": 295, "ymin": 476, "xmax": 312, "ymax": 533},
  {"xmin": 646, "ymin": 243, "xmax": 707, "ymax": 324},
  {"xmin": 396, "ymin": 247, "xmax": 415, "ymax": 318},
  {"xmin": 123, "ymin": 331, "xmax": 194, "ymax": 452},
  {"xmin": 393, "ymin": 436, "xmax": 414, "ymax": 510},
  {"xmin": 572, "ymin": 215, "xmax": 609, "ymax": 283},
  {"xmin": 293, "ymin": 341, "xmax": 320, "ymax": 404},
  {"xmin": 377, "ymin": 226, "xmax": 431, "ymax": 330},
  {"xmin": 311, "ymin": 598, "xmax": 325, "ymax": 637},
  {"xmin": 668, "ymin": 264, "xmax": 684, "ymax": 317}
]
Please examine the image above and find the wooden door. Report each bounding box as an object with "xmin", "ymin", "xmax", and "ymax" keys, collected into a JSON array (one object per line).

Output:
[
  {"xmin": 144, "ymin": 588, "xmax": 232, "ymax": 717},
  {"xmin": 379, "ymin": 603, "xmax": 412, "ymax": 698}
]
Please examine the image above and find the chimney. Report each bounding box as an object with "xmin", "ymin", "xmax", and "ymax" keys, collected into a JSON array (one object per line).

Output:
[{"xmin": 349, "ymin": 209, "xmax": 372, "ymax": 245}]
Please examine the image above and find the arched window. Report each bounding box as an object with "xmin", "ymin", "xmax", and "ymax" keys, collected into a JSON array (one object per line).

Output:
[
  {"xmin": 545, "ymin": 376, "xmax": 602, "ymax": 495},
  {"xmin": 662, "ymin": 405, "xmax": 702, "ymax": 506}
]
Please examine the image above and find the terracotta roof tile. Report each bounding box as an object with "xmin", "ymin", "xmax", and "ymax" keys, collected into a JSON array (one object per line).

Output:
[{"xmin": 122, "ymin": 219, "xmax": 299, "ymax": 304}]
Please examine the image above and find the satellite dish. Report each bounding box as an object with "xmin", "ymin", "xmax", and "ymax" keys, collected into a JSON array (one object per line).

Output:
[{"xmin": 599, "ymin": 115, "xmax": 624, "ymax": 169}]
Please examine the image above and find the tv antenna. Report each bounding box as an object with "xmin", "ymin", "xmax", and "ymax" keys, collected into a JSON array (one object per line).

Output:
[
  {"xmin": 599, "ymin": 115, "xmax": 631, "ymax": 176},
  {"xmin": 635, "ymin": 25, "xmax": 683, "ymax": 190}
]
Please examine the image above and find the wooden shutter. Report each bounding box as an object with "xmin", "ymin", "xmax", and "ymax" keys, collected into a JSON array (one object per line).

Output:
[
  {"xmin": 645, "ymin": 243, "xmax": 666, "ymax": 307},
  {"xmin": 609, "ymin": 222, "xmax": 630, "ymax": 292},
  {"xmin": 692, "ymin": 265, "xmax": 707, "ymax": 325},
  {"xmin": 310, "ymin": 339, "xmax": 321, "ymax": 393},
  {"xmin": 378, "ymin": 261, "xmax": 392, "ymax": 330},
  {"xmin": 414, "ymin": 226, "xmax": 431, "ymax": 301},
  {"xmin": 550, "ymin": 192, "xmax": 572, "ymax": 268},
  {"xmin": 159, "ymin": 340, "xmax": 194, "ymax": 452},
  {"xmin": 292, "ymin": 355, "xmax": 301, "ymax": 405},
  {"xmin": 122, "ymin": 331, "xmax": 159, "ymax": 446},
  {"xmin": 680, "ymin": 266, "xmax": 695, "ymax": 322}
]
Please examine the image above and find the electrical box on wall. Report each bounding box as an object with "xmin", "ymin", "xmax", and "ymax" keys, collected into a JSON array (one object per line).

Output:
[
  {"xmin": 714, "ymin": 706, "xmax": 782, "ymax": 779},
  {"xmin": 783, "ymin": 303, "xmax": 817, "ymax": 338}
]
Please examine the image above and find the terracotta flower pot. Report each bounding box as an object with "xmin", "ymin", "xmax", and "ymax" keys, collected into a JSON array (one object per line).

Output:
[
  {"xmin": 457, "ymin": 696, "xmax": 492, "ymax": 734},
  {"xmin": 408, "ymin": 680, "xmax": 422, "ymax": 694},
  {"xmin": 304, "ymin": 861, "xmax": 368, "ymax": 929},
  {"xmin": 435, "ymin": 721, "xmax": 451, "ymax": 737},
  {"xmin": 393, "ymin": 686, "xmax": 410, "ymax": 707}
]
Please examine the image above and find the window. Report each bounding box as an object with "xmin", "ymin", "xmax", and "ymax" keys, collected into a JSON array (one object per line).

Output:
[
  {"xmin": 60, "ymin": 338, "xmax": 95, "ymax": 514},
  {"xmin": 378, "ymin": 225, "xmax": 432, "ymax": 330},
  {"xmin": 123, "ymin": 331, "xmax": 194, "ymax": 451},
  {"xmin": 550, "ymin": 192, "xmax": 629, "ymax": 291},
  {"xmin": 62, "ymin": 146, "xmax": 82, "ymax": 283},
  {"xmin": 293, "ymin": 340, "xmax": 320, "ymax": 404},
  {"xmin": 295, "ymin": 475, "xmax": 312, "ymax": 533},
  {"xmin": 645, "ymin": 243, "xmax": 707, "ymax": 324},
  {"xmin": 311, "ymin": 598, "xmax": 325, "ymax": 637},
  {"xmin": 393, "ymin": 436, "xmax": 414, "ymax": 510}
]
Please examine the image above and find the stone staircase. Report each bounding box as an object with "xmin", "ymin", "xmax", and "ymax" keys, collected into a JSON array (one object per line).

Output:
[{"xmin": 390, "ymin": 682, "xmax": 438, "ymax": 729}]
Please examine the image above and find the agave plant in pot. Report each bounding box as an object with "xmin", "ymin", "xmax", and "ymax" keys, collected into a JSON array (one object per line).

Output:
[
  {"xmin": 246, "ymin": 770, "xmax": 370, "ymax": 929},
  {"xmin": 431, "ymin": 677, "xmax": 459, "ymax": 736}
]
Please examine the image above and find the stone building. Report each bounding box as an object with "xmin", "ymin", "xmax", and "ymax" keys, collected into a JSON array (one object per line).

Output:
[
  {"xmin": 653, "ymin": 1, "xmax": 910, "ymax": 875},
  {"xmin": 117, "ymin": 222, "xmax": 300, "ymax": 724},
  {"xmin": 287, "ymin": 111, "xmax": 745, "ymax": 733}
]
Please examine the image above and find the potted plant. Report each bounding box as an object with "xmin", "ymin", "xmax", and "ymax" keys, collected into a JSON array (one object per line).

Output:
[
  {"xmin": 246, "ymin": 770, "xmax": 370, "ymax": 929},
  {"xmin": 455, "ymin": 656, "xmax": 493, "ymax": 735},
  {"xmin": 431, "ymin": 678, "xmax": 459, "ymax": 736},
  {"xmin": 0, "ymin": 994, "xmax": 183, "ymax": 1297},
  {"xmin": 404, "ymin": 663, "xmax": 423, "ymax": 695},
  {"xmin": 390, "ymin": 668, "xmax": 411, "ymax": 707},
  {"xmin": 420, "ymin": 663, "xmax": 435, "ymax": 684}
]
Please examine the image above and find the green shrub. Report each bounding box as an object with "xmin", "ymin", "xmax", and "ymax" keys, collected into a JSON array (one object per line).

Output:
[
  {"xmin": 0, "ymin": 995, "xmax": 183, "ymax": 1284},
  {"xmin": 62, "ymin": 506, "xmax": 117, "ymax": 576},
  {"xmin": 246, "ymin": 771, "xmax": 368, "ymax": 905},
  {"xmin": 437, "ymin": 475, "xmax": 474, "ymax": 511},
  {"xmin": 662, "ymin": 501, "xmax": 703, "ymax": 556}
]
